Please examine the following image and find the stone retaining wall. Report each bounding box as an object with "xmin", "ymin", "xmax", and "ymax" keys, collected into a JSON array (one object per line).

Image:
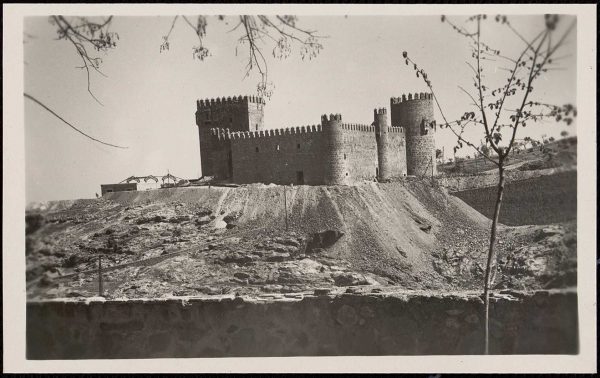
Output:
[
  {"xmin": 451, "ymin": 170, "xmax": 577, "ymax": 225},
  {"xmin": 26, "ymin": 289, "xmax": 578, "ymax": 359},
  {"xmin": 436, "ymin": 167, "xmax": 573, "ymax": 192}
]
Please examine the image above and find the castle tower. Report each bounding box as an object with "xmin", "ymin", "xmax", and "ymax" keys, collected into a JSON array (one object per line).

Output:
[
  {"xmin": 390, "ymin": 92, "xmax": 437, "ymax": 177},
  {"xmin": 195, "ymin": 95, "xmax": 265, "ymax": 176},
  {"xmin": 321, "ymin": 113, "xmax": 347, "ymax": 185},
  {"xmin": 374, "ymin": 107, "xmax": 391, "ymax": 181}
]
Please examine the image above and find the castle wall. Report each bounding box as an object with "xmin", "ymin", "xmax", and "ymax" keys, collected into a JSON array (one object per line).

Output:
[
  {"xmin": 196, "ymin": 96, "xmax": 265, "ymax": 132},
  {"xmin": 197, "ymin": 128, "xmax": 215, "ymax": 177},
  {"xmin": 340, "ymin": 125, "xmax": 378, "ymax": 182},
  {"xmin": 388, "ymin": 130, "xmax": 407, "ymax": 177},
  {"xmin": 407, "ymin": 134, "xmax": 436, "ymax": 177},
  {"xmin": 196, "ymin": 96, "xmax": 265, "ymax": 176},
  {"xmin": 391, "ymin": 93, "xmax": 436, "ymax": 176},
  {"xmin": 341, "ymin": 123, "xmax": 407, "ymax": 182},
  {"xmin": 323, "ymin": 115, "xmax": 348, "ymax": 185},
  {"xmin": 247, "ymin": 101, "xmax": 265, "ymax": 132},
  {"xmin": 229, "ymin": 126, "xmax": 326, "ymax": 185},
  {"xmin": 208, "ymin": 122, "xmax": 407, "ymax": 185},
  {"xmin": 211, "ymin": 140, "xmax": 232, "ymax": 180},
  {"xmin": 195, "ymin": 94, "xmax": 428, "ymax": 184}
]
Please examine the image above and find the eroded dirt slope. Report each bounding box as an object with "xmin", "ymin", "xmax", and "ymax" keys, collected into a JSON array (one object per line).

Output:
[{"xmin": 25, "ymin": 180, "xmax": 576, "ymax": 299}]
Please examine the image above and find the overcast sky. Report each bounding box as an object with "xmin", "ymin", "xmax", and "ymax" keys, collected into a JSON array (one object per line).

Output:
[{"xmin": 24, "ymin": 14, "xmax": 577, "ymax": 203}]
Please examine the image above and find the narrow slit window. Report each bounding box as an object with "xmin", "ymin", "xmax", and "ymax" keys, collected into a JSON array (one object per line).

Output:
[
  {"xmin": 276, "ymin": 145, "xmax": 280, "ymax": 151},
  {"xmin": 255, "ymin": 147, "xmax": 259, "ymax": 153},
  {"xmin": 297, "ymin": 144, "xmax": 301, "ymax": 149}
]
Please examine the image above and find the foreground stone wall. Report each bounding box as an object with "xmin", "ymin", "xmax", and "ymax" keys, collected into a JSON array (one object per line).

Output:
[{"xmin": 27, "ymin": 290, "xmax": 578, "ymax": 359}]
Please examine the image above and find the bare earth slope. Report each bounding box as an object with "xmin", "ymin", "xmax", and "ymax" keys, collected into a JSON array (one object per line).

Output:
[{"xmin": 25, "ymin": 180, "xmax": 576, "ymax": 299}]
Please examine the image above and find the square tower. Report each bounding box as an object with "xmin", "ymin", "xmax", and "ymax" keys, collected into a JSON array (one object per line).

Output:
[
  {"xmin": 195, "ymin": 95, "xmax": 265, "ymax": 177},
  {"xmin": 195, "ymin": 95, "xmax": 265, "ymax": 132}
]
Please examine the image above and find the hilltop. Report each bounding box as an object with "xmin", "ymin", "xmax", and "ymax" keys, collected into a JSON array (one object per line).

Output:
[
  {"xmin": 25, "ymin": 179, "xmax": 576, "ymax": 300},
  {"xmin": 438, "ymin": 136, "xmax": 577, "ymax": 175}
]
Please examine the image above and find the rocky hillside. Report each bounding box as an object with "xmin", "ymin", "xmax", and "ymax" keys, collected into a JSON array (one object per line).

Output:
[{"xmin": 25, "ymin": 179, "xmax": 576, "ymax": 299}]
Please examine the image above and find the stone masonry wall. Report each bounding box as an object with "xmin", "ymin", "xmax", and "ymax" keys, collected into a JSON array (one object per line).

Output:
[
  {"xmin": 230, "ymin": 126, "xmax": 325, "ymax": 185},
  {"xmin": 196, "ymin": 96, "xmax": 265, "ymax": 176},
  {"xmin": 196, "ymin": 95, "xmax": 425, "ymax": 184},
  {"xmin": 451, "ymin": 170, "xmax": 577, "ymax": 226},
  {"xmin": 196, "ymin": 96, "xmax": 265, "ymax": 133},
  {"xmin": 388, "ymin": 132, "xmax": 407, "ymax": 177},
  {"xmin": 222, "ymin": 122, "xmax": 407, "ymax": 185},
  {"xmin": 407, "ymin": 135, "xmax": 436, "ymax": 177},
  {"xmin": 26, "ymin": 290, "xmax": 578, "ymax": 359},
  {"xmin": 341, "ymin": 125, "xmax": 378, "ymax": 182},
  {"xmin": 390, "ymin": 93, "xmax": 436, "ymax": 177},
  {"xmin": 341, "ymin": 125, "xmax": 406, "ymax": 182}
]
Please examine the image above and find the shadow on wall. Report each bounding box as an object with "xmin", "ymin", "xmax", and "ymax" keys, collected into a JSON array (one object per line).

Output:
[
  {"xmin": 26, "ymin": 290, "xmax": 578, "ymax": 359},
  {"xmin": 452, "ymin": 171, "xmax": 577, "ymax": 226}
]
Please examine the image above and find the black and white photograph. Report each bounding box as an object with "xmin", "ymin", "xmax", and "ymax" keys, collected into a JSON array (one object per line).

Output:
[{"xmin": 3, "ymin": 3, "xmax": 597, "ymax": 374}]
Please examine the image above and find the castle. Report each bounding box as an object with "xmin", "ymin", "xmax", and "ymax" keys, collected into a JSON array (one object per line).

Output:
[{"xmin": 195, "ymin": 93, "xmax": 437, "ymax": 185}]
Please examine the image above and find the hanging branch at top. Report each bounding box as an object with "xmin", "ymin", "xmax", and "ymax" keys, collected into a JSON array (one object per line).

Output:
[
  {"xmin": 160, "ymin": 15, "xmax": 210, "ymax": 61},
  {"xmin": 159, "ymin": 15, "xmax": 326, "ymax": 99},
  {"xmin": 49, "ymin": 16, "xmax": 118, "ymax": 105}
]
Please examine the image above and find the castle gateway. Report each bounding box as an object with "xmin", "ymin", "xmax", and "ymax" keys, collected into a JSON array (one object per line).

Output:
[{"xmin": 195, "ymin": 93, "xmax": 436, "ymax": 185}]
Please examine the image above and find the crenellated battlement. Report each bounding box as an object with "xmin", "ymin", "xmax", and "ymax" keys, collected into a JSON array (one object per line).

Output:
[
  {"xmin": 209, "ymin": 124, "xmax": 323, "ymax": 141},
  {"xmin": 341, "ymin": 123, "xmax": 374, "ymax": 132},
  {"xmin": 321, "ymin": 114, "xmax": 343, "ymax": 123},
  {"xmin": 197, "ymin": 95, "xmax": 265, "ymax": 110},
  {"xmin": 390, "ymin": 92, "xmax": 433, "ymax": 105},
  {"xmin": 195, "ymin": 90, "xmax": 432, "ymax": 184}
]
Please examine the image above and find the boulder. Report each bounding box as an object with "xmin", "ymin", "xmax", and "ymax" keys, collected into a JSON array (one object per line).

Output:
[
  {"xmin": 305, "ymin": 230, "xmax": 344, "ymax": 253},
  {"xmin": 332, "ymin": 272, "xmax": 370, "ymax": 286},
  {"xmin": 234, "ymin": 272, "xmax": 251, "ymax": 280},
  {"xmin": 266, "ymin": 252, "xmax": 290, "ymax": 262}
]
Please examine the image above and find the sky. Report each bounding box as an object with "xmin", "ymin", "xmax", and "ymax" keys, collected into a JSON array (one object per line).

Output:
[{"xmin": 24, "ymin": 14, "xmax": 577, "ymax": 203}]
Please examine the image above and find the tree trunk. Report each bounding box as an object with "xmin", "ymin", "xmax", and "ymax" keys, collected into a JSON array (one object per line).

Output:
[{"xmin": 483, "ymin": 165, "xmax": 505, "ymax": 354}]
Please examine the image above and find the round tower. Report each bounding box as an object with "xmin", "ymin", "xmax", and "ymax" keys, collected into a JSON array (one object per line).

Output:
[
  {"xmin": 374, "ymin": 107, "xmax": 391, "ymax": 181},
  {"xmin": 390, "ymin": 92, "xmax": 437, "ymax": 177},
  {"xmin": 321, "ymin": 113, "xmax": 347, "ymax": 185}
]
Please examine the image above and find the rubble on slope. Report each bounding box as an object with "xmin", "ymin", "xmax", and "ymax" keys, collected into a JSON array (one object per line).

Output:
[{"xmin": 25, "ymin": 182, "xmax": 576, "ymax": 300}]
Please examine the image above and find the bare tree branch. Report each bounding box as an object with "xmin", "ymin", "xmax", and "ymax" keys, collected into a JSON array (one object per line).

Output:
[
  {"xmin": 25, "ymin": 93, "xmax": 128, "ymax": 149},
  {"xmin": 50, "ymin": 15, "xmax": 117, "ymax": 105}
]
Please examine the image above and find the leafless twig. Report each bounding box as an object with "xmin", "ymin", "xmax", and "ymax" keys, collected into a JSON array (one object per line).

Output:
[{"xmin": 24, "ymin": 93, "xmax": 128, "ymax": 149}]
